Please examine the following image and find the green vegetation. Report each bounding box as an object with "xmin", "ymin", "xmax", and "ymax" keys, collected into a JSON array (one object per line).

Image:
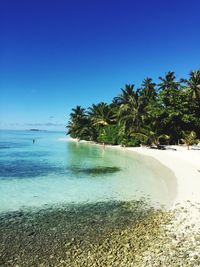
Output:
[
  {"xmin": 181, "ymin": 131, "xmax": 198, "ymax": 150},
  {"xmin": 67, "ymin": 70, "xmax": 200, "ymax": 147}
]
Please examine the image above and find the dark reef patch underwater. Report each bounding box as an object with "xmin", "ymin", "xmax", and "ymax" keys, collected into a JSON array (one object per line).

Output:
[
  {"xmin": 0, "ymin": 160, "xmax": 121, "ymax": 179},
  {"xmin": 0, "ymin": 159, "xmax": 61, "ymax": 179},
  {"xmin": 0, "ymin": 200, "xmax": 199, "ymax": 267},
  {"xmin": 69, "ymin": 166, "xmax": 121, "ymax": 176}
]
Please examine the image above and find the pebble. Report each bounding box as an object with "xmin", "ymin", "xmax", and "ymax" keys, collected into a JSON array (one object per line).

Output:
[{"xmin": 0, "ymin": 201, "xmax": 199, "ymax": 267}]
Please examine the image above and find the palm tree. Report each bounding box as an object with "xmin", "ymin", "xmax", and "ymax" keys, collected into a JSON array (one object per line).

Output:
[
  {"xmin": 114, "ymin": 84, "xmax": 143, "ymax": 134},
  {"xmin": 139, "ymin": 78, "xmax": 157, "ymax": 118},
  {"xmin": 88, "ymin": 102, "xmax": 115, "ymax": 127},
  {"xmin": 69, "ymin": 106, "xmax": 87, "ymax": 122},
  {"xmin": 87, "ymin": 102, "xmax": 117, "ymax": 143},
  {"xmin": 181, "ymin": 70, "xmax": 200, "ymax": 104},
  {"xmin": 181, "ymin": 131, "xmax": 198, "ymax": 150},
  {"xmin": 157, "ymin": 72, "xmax": 187, "ymax": 142},
  {"xmin": 66, "ymin": 105, "xmax": 89, "ymax": 139},
  {"xmin": 140, "ymin": 78, "xmax": 157, "ymax": 101},
  {"xmin": 158, "ymin": 71, "xmax": 181, "ymax": 114},
  {"xmin": 158, "ymin": 71, "xmax": 179, "ymax": 91},
  {"xmin": 114, "ymin": 84, "xmax": 136, "ymax": 105},
  {"xmin": 132, "ymin": 126, "xmax": 170, "ymax": 147}
]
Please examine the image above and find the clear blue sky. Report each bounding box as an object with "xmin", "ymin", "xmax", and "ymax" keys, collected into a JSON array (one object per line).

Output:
[{"xmin": 0, "ymin": 0, "xmax": 200, "ymax": 131}]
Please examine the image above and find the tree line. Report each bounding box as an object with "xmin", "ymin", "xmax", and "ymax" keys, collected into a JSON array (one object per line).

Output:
[{"xmin": 67, "ymin": 70, "xmax": 200, "ymax": 147}]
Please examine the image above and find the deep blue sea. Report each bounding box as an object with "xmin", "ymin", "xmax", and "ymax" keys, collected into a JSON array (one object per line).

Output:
[{"xmin": 0, "ymin": 130, "xmax": 175, "ymax": 213}]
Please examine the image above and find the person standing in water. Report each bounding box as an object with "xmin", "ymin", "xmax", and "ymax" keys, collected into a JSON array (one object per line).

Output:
[{"xmin": 33, "ymin": 139, "xmax": 35, "ymax": 144}]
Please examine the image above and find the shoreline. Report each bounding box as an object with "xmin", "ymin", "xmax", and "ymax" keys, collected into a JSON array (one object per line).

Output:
[
  {"xmin": 66, "ymin": 138, "xmax": 200, "ymax": 232},
  {"xmin": 2, "ymin": 199, "xmax": 197, "ymax": 267},
  {"xmin": 126, "ymin": 146, "xmax": 200, "ymax": 207},
  {"xmin": 0, "ymin": 137, "xmax": 200, "ymax": 266},
  {"xmin": 68, "ymin": 138, "xmax": 200, "ymax": 208}
]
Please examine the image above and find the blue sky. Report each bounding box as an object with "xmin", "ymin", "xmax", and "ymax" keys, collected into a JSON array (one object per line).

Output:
[{"xmin": 0, "ymin": 0, "xmax": 200, "ymax": 131}]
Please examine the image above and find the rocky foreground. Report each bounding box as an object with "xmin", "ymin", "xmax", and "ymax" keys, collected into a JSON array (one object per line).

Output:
[{"xmin": 0, "ymin": 200, "xmax": 200, "ymax": 267}]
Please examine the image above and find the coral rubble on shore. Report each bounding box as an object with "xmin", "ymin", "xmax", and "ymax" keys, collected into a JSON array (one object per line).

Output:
[{"xmin": 0, "ymin": 200, "xmax": 200, "ymax": 267}]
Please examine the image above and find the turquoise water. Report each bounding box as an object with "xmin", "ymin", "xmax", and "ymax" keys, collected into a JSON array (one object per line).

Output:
[{"xmin": 0, "ymin": 130, "xmax": 175, "ymax": 212}]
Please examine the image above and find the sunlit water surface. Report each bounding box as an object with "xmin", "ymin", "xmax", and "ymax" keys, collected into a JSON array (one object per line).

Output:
[{"xmin": 0, "ymin": 130, "xmax": 175, "ymax": 213}]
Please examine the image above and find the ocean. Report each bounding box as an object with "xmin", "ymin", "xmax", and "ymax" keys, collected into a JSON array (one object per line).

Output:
[{"xmin": 0, "ymin": 130, "xmax": 175, "ymax": 213}]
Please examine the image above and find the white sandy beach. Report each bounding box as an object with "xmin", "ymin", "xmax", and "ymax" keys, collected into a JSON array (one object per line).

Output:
[
  {"xmin": 125, "ymin": 146, "xmax": 200, "ymax": 235},
  {"xmin": 126, "ymin": 146, "xmax": 200, "ymax": 207}
]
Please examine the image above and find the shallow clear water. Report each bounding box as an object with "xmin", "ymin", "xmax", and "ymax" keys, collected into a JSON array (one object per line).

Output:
[{"xmin": 0, "ymin": 130, "xmax": 175, "ymax": 212}]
